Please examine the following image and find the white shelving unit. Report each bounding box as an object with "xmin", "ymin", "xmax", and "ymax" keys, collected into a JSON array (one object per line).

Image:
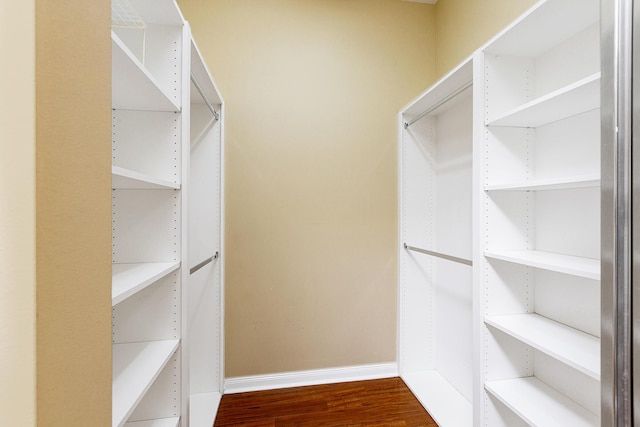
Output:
[
  {"xmin": 111, "ymin": 0, "xmax": 186, "ymax": 425},
  {"xmin": 399, "ymin": 0, "xmax": 601, "ymax": 425},
  {"xmin": 476, "ymin": 0, "xmax": 601, "ymax": 425},
  {"xmin": 111, "ymin": 1, "xmax": 224, "ymax": 426},
  {"xmin": 398, "ymin": 58, "xmax": 474, "ymax": 426},
  {"xmin": 186, "ymin": 38, "xmax": 225, "ymax": 427}
]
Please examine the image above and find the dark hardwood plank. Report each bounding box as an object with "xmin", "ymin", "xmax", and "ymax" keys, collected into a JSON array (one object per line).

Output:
[{"xmin": 214, "ymin": 377, "xmax": 438, "ymax": 427}]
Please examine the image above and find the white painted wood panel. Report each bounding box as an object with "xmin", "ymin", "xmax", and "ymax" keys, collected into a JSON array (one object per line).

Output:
[{"xmin": 189, "ymin": 392, "xmax": 222, "ymax": 427}]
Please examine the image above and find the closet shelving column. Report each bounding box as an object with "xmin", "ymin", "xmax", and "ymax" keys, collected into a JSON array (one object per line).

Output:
[
  {"xmin": 186, "ymin": 37, "xmax": 225, "ymax": 427},
  {"xmin": 111, "ymin": 0, "xmax": 187, "ymax": 425},
  {"xmin": 398, "ymin": 58, "xmax": 474, "ymax": 427},
  {"xmin": 475, "ymin": 0, "xmax": 601, "ymax": 425}
]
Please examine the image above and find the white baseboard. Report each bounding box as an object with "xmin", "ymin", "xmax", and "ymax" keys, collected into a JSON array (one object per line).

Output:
[{"xmin": 223, "ymin": 362, "xmax": 399, "ymax": 394}]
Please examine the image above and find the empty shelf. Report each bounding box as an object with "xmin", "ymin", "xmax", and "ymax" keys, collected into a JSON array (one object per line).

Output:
[
  {"xmin": 112, "ymin": 166, "xmax": 180, "ymax": 190},
  {"xmin": 485, "ymin": 175, "xmax": 599, "ymax": 191},
  {"xmin": 124, "ymin": 418, "xmax": 180, "ymax": 427},
  {"xmin": 485, "ymin": 377, "xmax": 598, "ymax": 427},
  {"xmin": 486, "ymin": 73, "xmax": 600, "ymax": 128},
  {"xmin": 402, "ymin": 370, "xmax": 472, "ymax": 427},
  {"xmin": 112, "ymin": 31, "xmax": 180, "ymax": 112},
  {"xmin": 113, "ymin": 340, "xmax": 180, "ymax": 427},
  {"xmin": 484, "ymin": 250, "xmax": 600, "ymax": 280},
  {"xmin": 112, "ymin": 262, "xmax": 180, "ymax": 306},
  {"xmin": 485, "ymin": 313, "xmax": 599, "ymax": 379}
]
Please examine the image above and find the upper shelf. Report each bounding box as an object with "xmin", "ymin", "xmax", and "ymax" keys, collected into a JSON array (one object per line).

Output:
[
  {"xmin": 484, "ymin": 250, "xmax": 600, "ymax": 280},
  {"xmin": 402, "ymin": 57, "xmax": 472, "ymax": 118},
  {"xmin": 191, "ymin": 39, "xmax": 223, "ymax": 106},
  {"xmin": 483, "ymin": 0, "xmax": 599, "ymax": 57},
  {"xmin": 112, "ymin": 31, "xmax": 180, "ymax": 112},
  {"xmin": 485, "ymin": 313, "xmax": 600, "ymax": 380},
  {"xmin": 112, "ymin": 0, "xmax": 184, "ymax": 27},
  {"xmin": 485, "ymin": 174, "xmax": 600, "ymax": 192},
  {"xmin": 486, "ymin": 73, "xmax": 600, "ymax": 128}
]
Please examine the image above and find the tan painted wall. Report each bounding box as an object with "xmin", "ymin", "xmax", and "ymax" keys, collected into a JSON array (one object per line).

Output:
[
  {"xmin": 434, "ymin": 0, "xmax": 537, "ymax": 77},
  {"xmin": 178, "ymin": 0, "xmax": 436, "ymax": 377},
  {"xmin": 0, "ymin": 1, "xmax": 36, "ymax": 425},
  {"xmin": 35, "ymin": 0, "xmax": 112, "ymax": 425}
]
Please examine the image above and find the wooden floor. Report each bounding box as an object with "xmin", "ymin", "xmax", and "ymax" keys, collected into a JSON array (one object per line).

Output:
[{"xmin": 213, "ymin": 377, "xmax": 438, "ymax": 426}]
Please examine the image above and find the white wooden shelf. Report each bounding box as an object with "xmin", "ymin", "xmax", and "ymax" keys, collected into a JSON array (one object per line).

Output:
[
  {"xmin": 124, "ymin": 418, "xmax": 180, "ymax": 427},
  {"xmin": 483, "ymin": 0, "xmax": 599, "ymax": 57},
  {"xmin": 112, "ymin": 166, "xmax": 180, "ymax": 190},
  {"xmin": 485, "ymin": 174, "xmax": 599, "ymax": 191},
  {"xmin": 112, "ymin": 31, "xmax": 180, "ymax": 112},
  {"xmin": 190, "ymin": 392, "xmax": 222, "ymax": 427},
  {"xmin": 485, "ymin": 313, "xmax": 600, "ymax": 379},
  {"xmin": 112, "ymin": 262, "xmax": 180, "ymax": 306},
  {"xmin": 402, "ymin": 58, "xmax": 473, "ymax": 117},
  {"xmin": 402, "ymin": 370, "xmax": 472, "ymax": 427},
  {"xmin": 485, "ymin": 377, "xmax": 598, "ymax": 427},
  {"xmin": 484, "ymin": 250, "xmax": 600, "ymax": 280},
  {"xmin": 112, "ymin": 340, "xmax": 180, "ymax": 427},
  {"xmin": 114, "ymin": 0, "xmax": 184, "ymax": 26},
  {"xmin": 486, "ymin": 73, "xmax": 600, "ymax": 128}
]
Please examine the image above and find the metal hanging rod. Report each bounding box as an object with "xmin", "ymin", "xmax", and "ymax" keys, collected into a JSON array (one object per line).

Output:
[
  {"xmin": 189, "ymin": 251, "xmax": 219, "ymax": 275},
  {"xmin": 404, "ymin": 243, "xmax": 472, "ymax": 266},
  {"xmin": 404, "ymin": 81, "xmax": 473, "ymax": 129},
  {"xmin": 190, "ymin": 74, "xmax": 220, "ymax": 121}
]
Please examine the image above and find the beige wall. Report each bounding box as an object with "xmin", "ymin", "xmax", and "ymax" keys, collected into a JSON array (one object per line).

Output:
[
  {"xmin": 0, "ymin": 1, "xmax": 36, "ymax": 425},
  {"xmin": 179, "ymin": 0, "xmax": 436, "ymax": 377},
  {"xmin": 35, "ymin": 0, "xmax": 112, "ymax": 425},
  {"xmin": 434, "ymin": 0, "xmax": 537, "ymax": 77}
]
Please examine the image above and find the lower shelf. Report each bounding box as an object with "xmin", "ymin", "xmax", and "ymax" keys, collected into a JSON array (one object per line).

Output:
[
  {"xmin": 485, "ymin": 377, "xmax": 598, "ymax": 427},
  {"xmin": 190, "ymin": 392, "xmax": 222, "ymax": 427},
  {"xmin": 124, "ymin": 417, "xmax": 180, "ymax": 427},
  {"xmin": 485, "ymin": 313, "xmax": 600, "ymax": 379},
  {"xmin": 113, "ymin": 340, "xmax": 180, "ymax": 427},
  {"xmin": 402, "ymin": 370, "xmax": 472, "ymax": 427}
]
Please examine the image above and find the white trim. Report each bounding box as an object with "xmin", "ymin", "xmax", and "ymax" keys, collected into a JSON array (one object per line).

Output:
[{"xmin": 223, "ymin": 362, "xmax": 399, "ymax": 394}]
